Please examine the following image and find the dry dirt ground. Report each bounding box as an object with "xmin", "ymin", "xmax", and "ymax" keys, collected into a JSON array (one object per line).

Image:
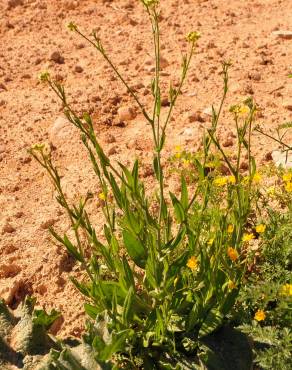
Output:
[{"xmin": 0, "ymin": 0, "xmax": 292, "ymax": 337}]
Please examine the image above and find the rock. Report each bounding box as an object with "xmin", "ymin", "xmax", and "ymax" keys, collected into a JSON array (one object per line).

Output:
[
  {"xmin": 74, "ymin": 65, "xmax": 83, "ymax": 73},
  {"xmin": 188, "ymin": 112, "xmax": 205, "ymax": 123},
  {"xmin": 272, "ymin": 30, "xmax": 292, "ymax": 40},
  {"xmin": 240, "ymin": 161, "xmax": 249, "ymax": 170},
  {"xmin": 108, "ymin": 146, "xmax": 117, "ymax": 156},
  {"xmin": 161, "ymin": 97, "xmax": 170, "ymax": 107},
  {"xmin": 222, "ymin": 138, "xmax": 234, "ymax": 147},
  {"xmin": 283, "ymin": 100, "xmax": 292, "ymax": 111},
  {"xmin": 142, "ymin": 164, "xmax": 154, "ymax": 178},
  {"xmin": 160, "ymin": 56, "xmax": 169, "ymax": 69},
  {"xmin": 248, "ymin": 72, "xmax": 261, "ymax": 81},
  {"xmin": 272, "ymin": 149, "xmax": 292, "ymax": 168},
  {"xmin": 118, "ymin": 106, "xmax": 136, "ymax": 122},
  {"xmin": 49, "ymin": 116, "xmax": 75, "ymax": 143},
  {"xmin": 40, "ymin": 219, "xmax": 57, "ymax": 230},
  {"xmin": 50, "ymin": 51, "xmax": 65, "ymax": 64},
  {"xmin": 2, "ymin": 223, "xmax": 16, "ymax": 234},
  {"xmin": 7, "ymin": 0, "xmax": 23, "ymax": 9},
  {"xmin": 104, "ymin": 134, "xmax": 116, "ymax": 144}
]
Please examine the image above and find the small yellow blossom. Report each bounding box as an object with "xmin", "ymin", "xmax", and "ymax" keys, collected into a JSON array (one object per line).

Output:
[
  {"xmin": 242, "ymin": 233, "xmax": 255, "ymax": 242},
  {"xmin": 285, "ymin": 182, "xmax": 292, "ymax": 192},
  {"xmin": 228, "ymin": 280, "xmax": 236, "ymax": 290},
  {"xmin": 186, "ymin": 31, "xmax": 201, "ymax": 43},
  {"xmin": 227, "ymin": 224, "xmax": 234, "ymax": 234},
  {"xmin": 67, "ymin": 21, "xmax": 78, "ymax": 31},
  {"xmin": 207, "ymin": 238, "xmax": 214, "ymax": 245},
  {"xmin": 213, "ymin": 177, "xmax": 228, "ymax": 187},
  {"xmin": 38, "ymin": 71, "xmax": 50, "ymax": 82},
  {"xmin": 98, "ymin": 192, "xmax": 106, "ymax": 201},
  {"xmin": 256, "ymin": 224, "xmax": 266, "ymax": 234},
  {"xmin": 254, "ymin": 309, "xmax": 266, "ymax": 322},
  {"xmin": 187, "ymin": 256, "xmax": 198, "ymax": 271},
  {"xmin": 174, "ymin": 145, "xmax": 182, "ymax": 158},
  {"xmin": 252, "ymin": 173, "xmax": 262, "ymax": 183},
  {"xmin": 230, "ymin": 104, "xmax": 249, "ymax": 116},
  {"xmin": 282, "ymin": 173, "xmax": 292, "ymax": 183},
  {"xmin": 182, "ymin": 159, "xmax": 190, "ymax": 167},
  {"xmin": 266, "ymin": 186, "xmax": 276, "ymax": 197},
  {"xmin": 281, "ymin": 283, "xmax": 292, "ymax": 296},
  {"xmin": 228, "ymin": 175, "xmax": 236, "ymax": 184},
  {"xmin": 205, "ymin": 161, "xmax": 216, "ymax": 168},
  {"xmin": 227, "ymin": 247, "xmax": 239, "ymax": 262}
]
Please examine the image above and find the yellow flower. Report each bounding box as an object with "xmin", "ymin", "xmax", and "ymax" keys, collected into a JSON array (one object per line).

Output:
[
  {"xmin": 174, "ymin": 145, "xmax": 182, "ymax": 159},
  {"xmin": 281, "ymin": 283, "xmax": 292, "ymax": 296},
  {"xmin": 98, "ymin": 192, "xmax": 106, "ymax": 201},
  {"xmin": 187, "ymin": 256, "xmax": 198, "ymax": 271},
  {"xmin": 242, "ymin": 233, "xmax": 255, "ymax": 242},
  {"xmin": 67, "ymin": 21, "xmax": 78, "ymax": 31},
  {"xmin": 205, "ymin": 161, "xmax": 216, "ymax": 168},
  {"xmin": 38, "ymin": 71, "xmax": 50, "ymax": 82},
  {"xmin": 285, "ymin": 182, "xmax": 292, "ymax": 192},
  {"xmin": 256, "ymin": 224, "xmax": 266, "ymax": 233},
  {"xmin": 252, "ymin": 173, "xmax": 262, "ymax": 183},
  {"xmin": 282, "ymin": 173, "xmax": 292, "ymax": 182},
  {"xmin": 254, "ymin": 309, "xmax": 266, "ymax": 322},
  {"xmin": 186, "ymin": 31, "xmax": 201, "ymax": 43},
  {"xmin": 207, "ymin": 238, "xmax": 214, "ymax": 245},
  {"xmin": 227, "ymin": 247, "xmax": 239, "ymax": 262},
  {"xmin": 182, "ymin": 159, "xmax": 190, "ymax": 168},
  {"xmin": 228, "ymin": 175, "xmax": 236, "ymax": 184},
  {"xmin": 227, "ymin": 224, "xmax": 234, "ymax": 234},
  {"xmin": 213, "ymin": 177, "xmax": 228, "ymax": 187},
  {"xmin": 266, "ymin": 186, "xmax": 276, "ymax": 197},
  {"xmin": 238, "ymin": 105, "xmax": 250, "ymax": 116},
  {"xmin": 228, "ymin": 280, "xmax": 236, "ymax": 290}
]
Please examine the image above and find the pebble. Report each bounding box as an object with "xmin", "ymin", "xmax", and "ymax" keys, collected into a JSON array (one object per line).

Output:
[
  {"xmin": 7, "ymin": 0, "xmax": 23, "ymax": 9},
  {"xmin": 108, "ymin": 146, "xmax": 117, "ymax": 156},
  {"xmin": 50, "ymin": 51, "xmax": 65, "ymax": 64},
  {"xmin": 40, "ymin": 218, "xmax": 57, "ymax": 230},
  {"xmin": 272, "ymin": 30, "xmax": 292, "ymax": 40},
  {"xmin": 74, "ymin": 65, "xmax": 83, "ymax": 73},
  {"xmin": 2, "ymin": 223, "xmax": 16, "ymax": 234},
  {"xmin": 104, "ymin": 134, "xmax": 116, "ymax": 144},
  {"xmin": 248, "ymin": 72, "xmax": 261, "ymax": 81},
  {"xmin": 272, "ymin": 149, "xmax": 292, "ymax": 168},
  {"xmin": 282, "ymin": 100, "xmax": 292, "ymax": 111},
  {"xmin": 49, "ymin": 116, "xmax": 75, "ymax": 142},
  {"xmin": 160, "ymin": 56, "xmax": 169, "ymax": 69},
  {"xmin": 188, "ymin": 112, "xmax": 205, "ymax": 123},
  {"xmin": 222, "ymin": 138, "xmax": 234, "ymax": 147},
  {"xmin": 118, "ymin": 106, "xmax": 136, "ymax": 122}
]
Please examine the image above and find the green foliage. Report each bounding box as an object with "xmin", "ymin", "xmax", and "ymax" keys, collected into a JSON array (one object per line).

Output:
[{"xmin": 28, "ymin": 0, "xmax": 289, "ymax": 368}]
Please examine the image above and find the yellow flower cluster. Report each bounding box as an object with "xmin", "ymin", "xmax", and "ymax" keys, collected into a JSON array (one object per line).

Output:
[
  {"xmin": 227, "ymin": 224, "xmax": 234, "ymax": 234},
  {"xmin": 242, "ymin": 233, "xmax": 255, "ymax": 242},
  {"xmin": 283, "ymin": 172, "xmax": 292, "ymax": 192},
  {"xmin": 230, "ymin": 104, "xmax": 250, "ymax": 116},
  {"xmin": 281, "ymin": 283, "xmax": 292, "ymax": 296},
  {"xmin": 255, "ymin": 224, "xmax": 266, "ymax": 233},
  {"xmin": 98, "ymin": 192, "xmax": 106, "ymax": 201},
  {"xmin": 227, "ymin": 247, "xmax": 238, "ymax": 262},
  {"xmin": 187, "ymin": 256, "xmax": 198, "ymax": 271},
  {"xmin": 186, "ymin": 31, "xmax": 201, "ymax": 43},
  {"xmin": 254, "ymin": 309, "xmax": 266, "ymax": 321},
  {"xmin": 213, "ymin": 176, "xmax": 236, "ymax": 187}
]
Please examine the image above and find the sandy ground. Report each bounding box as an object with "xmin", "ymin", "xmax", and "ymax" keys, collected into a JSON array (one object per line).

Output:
[{"xmin": 0, "ymin": 0, "xmax": 292, "ymax": 337}]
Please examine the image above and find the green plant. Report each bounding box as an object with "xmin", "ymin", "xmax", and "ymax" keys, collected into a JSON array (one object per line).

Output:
[{"xmin": 28, "ymin": 1, "xmax": 263, "ymax": 368}]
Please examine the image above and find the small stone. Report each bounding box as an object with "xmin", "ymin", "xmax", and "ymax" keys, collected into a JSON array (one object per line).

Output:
[
  {"xmin": 142, "ymin": 164, "xmax": 154, "ymax": 178},
  {"xmin": 7, "ymin": 0, "xmax": 23, "ymax": 9},
  {"xmin": 160, "ymin": 56, "xmax": 169, "ymax": 69},
  {"xmin": 272, "ymin": 149, "xmax": 292, "ymax": 168},
  {"xmin": 104, "ymin": 134, "xmax": 116, "ymax": 144},
  {"xmin": 74, "ymin": 65, "xmax": 83, "ymax": 73},
  {"xmin": 40, "ymin": 218, "xmax": 57, "ymax": 230},
  {"xmin": 222, "ymin": 138, "xmax": 234, "ymax": 147},
  {"xmin": 240, "ymin": 161, "xmax": 249, "ymax": 170},
  {"xmin": 118, "ymin": 106, "xmax": 136, "ymax": 122},
  {"xmin": 188, "ymin": 112, "xmax": 205, "ymax": 123},
  {"xmin": 264, "ymin": 151, "xmax": 273, "ymax": 161},
  {"xmin": 248, "ymin": 72, "xmax": 261, "ymax": 81},
  {"xmin": 108, "ymin": 146, "xmax": 117, "ymax": 156},
  {"xmin": 283, "ymin": 100, "xmax": 292, "ymax": 111},
  {"xmin": 49, "ymin": 116, "xmax": 75, "ymax": 143},
  {"xmin": 272, "ymin": 30, "xmax": 292, "ymax": 40},
  {"xmin": 2, "ymin": 223, "xmax": 16, "ymax": 234},
  {"xmin": 161, "ymin": 97, "xmax": 170, "ymax": 107},
  {"xmin": 50, "ymin": 51, "xmax": 65, "ymax": 64}
]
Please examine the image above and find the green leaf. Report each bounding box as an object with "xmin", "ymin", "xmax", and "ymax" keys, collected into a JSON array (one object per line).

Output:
[
  {"xmin": 122, "ymin": 230, "xmax": 147, "ymax": 268},
  {"xmin": 33, "ymin": 309, "xmax": 60, "ymax": 329},
  {"xmin": 180, "ymin": 175, "xmax": 188, "ymax": 209},
  {"xmin": 170, "ymin": 192, "xmax": 185, "ymax": 222},
  {"xmin": 50, "ymin": 229, "xmax": 83, "ymax": 262},
  {"xmin": 122, "ymin": 286, "xmax": 134, "ymax": 326},
  {"xmin": 99, "ymin": 329, "xmax": 134, "ymax": 361},
  {"xmin": 84, "ymin": 303, "xmax": 99, "ymax": 320},
  {"xmin": 199, "ymin": 309, "xmax": 223, "ymax": 339}
]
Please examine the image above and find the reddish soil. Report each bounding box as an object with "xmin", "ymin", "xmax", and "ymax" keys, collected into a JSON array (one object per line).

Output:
[{"xmin": 1, "ymin": 0, "xmax": 292, "ymax": 337}]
